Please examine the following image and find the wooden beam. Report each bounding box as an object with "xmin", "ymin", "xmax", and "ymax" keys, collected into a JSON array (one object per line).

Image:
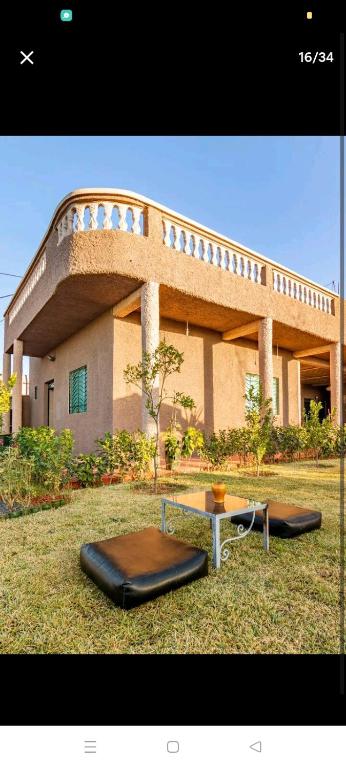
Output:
[
  {"xmin": 222, "ymin": 320, "xmax": 260, "ymax": 342},
  {"xmin": 112, "ymin": 287, "xmax": 142, "ymax": 318},
  {"xmin": 299, "ymin": 356, "xmax": 346, "ymax": 373},
  {"xmin": 293, "ymin": 345, "xmax": 331, "ymax": 359},
  {"xmin": 299, "ymin": 356, "xmax": 331, "ymax": 370}
]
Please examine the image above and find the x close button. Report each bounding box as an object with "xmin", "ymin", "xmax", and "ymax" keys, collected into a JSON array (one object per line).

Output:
[{"xmin": 20, "ymin": 51, "xmax": 34, "ymax": 65}]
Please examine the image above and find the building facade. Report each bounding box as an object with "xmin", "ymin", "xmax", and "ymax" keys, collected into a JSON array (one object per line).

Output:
[{"xmin": 2, "ymin": 188, "xmax": 344, "ymax": 453}]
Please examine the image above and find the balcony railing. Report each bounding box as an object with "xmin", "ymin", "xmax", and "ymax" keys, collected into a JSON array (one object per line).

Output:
[
  {"xmin": 162, "ymin": 217, "xmax": 264, "ymax": 284},
  {"xmin": 6, "ymin": 189, "xmax": 336, "ymax": 327},
  {"xmin": 9, "ymin": 251, "xmax": 46, "ymax": 325},
  {"xmin": 273, "ymin": 269, "xmax": 332, "ymax": 314},
  {"xmin": 57, "ymin": 201, "xmax": 145, "ymax": 244}
]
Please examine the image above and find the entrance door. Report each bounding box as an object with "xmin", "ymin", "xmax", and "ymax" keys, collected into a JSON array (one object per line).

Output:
[{"xmin": 47, "ymin": 380, "xmax": 54, "ymax": 426}]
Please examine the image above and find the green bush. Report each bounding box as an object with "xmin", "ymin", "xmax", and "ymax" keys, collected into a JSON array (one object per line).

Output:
[
  {"xmin": 163, "ymin": 428, "xmax": 181, "ymax": 468},
  {"xmin": 0, "ymin": 446, "xmax": 35, "ymax": 513},
  {"xmin": 15, "ymin": 426, "xmax": 74, "ymax": 493},
  {"xmin": 181, "ymin": 427, "xmax": 204, "ymax": 458},
  {"xmin": 304, "ymin": 401, "xmax": 336, "ymax": 466},
  {"xmin": 335, "ymin": 426, "xmax": 345, "ymax": 457},
  {"xmin": 70, "ymin": 453, "xmax": 104, "ymax": 487},
  {"xmin": 96, "ymin": 430, "xmax": 156, "ymax": 480},
  {"xmin": 200, "ymin": 432, "xmax": 230, "ymax": 468}
]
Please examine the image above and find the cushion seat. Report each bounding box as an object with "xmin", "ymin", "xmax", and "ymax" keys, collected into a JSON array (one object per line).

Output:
[
  {"xmin": 80, "ymin": 526, "xmax": 208, "ymax": 609},
  {"xmin": 231, "ymin": 499, "xmax": 322, "ymax": 538}
]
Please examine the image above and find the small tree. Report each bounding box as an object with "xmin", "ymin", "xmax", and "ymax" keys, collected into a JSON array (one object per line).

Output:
[
  {"xmin": 0, "ymin": 374, "xmax": 16, "ymax": 434},
  {"xmin": 123, "ymin": 340, "xmax": 194, "ymax": 491},
  {"xmin": 304, "ymin": 400, "xmax": 336, "ymax": 466},
  {"xmin": 244, "ymin": 383, "xmax": 274, "ymax": 477}
]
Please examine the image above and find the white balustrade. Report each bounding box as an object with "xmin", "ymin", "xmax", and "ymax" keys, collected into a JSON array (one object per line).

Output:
[
  {"xmin": 57, "ymin": 201, "xmax": 145, "ymax": 244},
  {"xmin": 9, "ymin": 251, "xmax": 46, "ymax": 324},
  {"xmin": 272, "ymin": 270, "xmax": 332, "ymax": 314},
  {"xmin": 161, "ymin": 217, "xmax": 263, "ymax": 285}
]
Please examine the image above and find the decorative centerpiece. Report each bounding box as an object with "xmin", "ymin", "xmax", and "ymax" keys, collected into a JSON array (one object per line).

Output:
[{"xmin": 211, "ymin": 482, "xmax": 227, "ymax": 504}]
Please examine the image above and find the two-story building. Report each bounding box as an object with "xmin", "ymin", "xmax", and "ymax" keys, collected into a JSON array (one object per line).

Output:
[{"xmin": 2, "ymin": 188, "xmax": 344, "ymax": 452}]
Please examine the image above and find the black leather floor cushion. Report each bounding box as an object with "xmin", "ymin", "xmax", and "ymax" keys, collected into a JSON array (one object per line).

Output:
[
  {"xmin": 231, "ymin": 500, "xmax": 322, "ymax": 538},
  {"xmin": 80, "ymin": 526, "xmax": 208, "ymax": 609}
]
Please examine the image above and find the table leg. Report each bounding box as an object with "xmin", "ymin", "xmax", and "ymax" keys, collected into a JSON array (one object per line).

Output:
[
  {"xmin": 161, "ymin": 501, "xmax": 167, "ymax": 533},
  {"xmin": 263, "ymin": 504, "xmax": 269, "ymax": 551},
  {"xmin": 212, "ymin": 516, "xmax": 221, "ymax": 568}
]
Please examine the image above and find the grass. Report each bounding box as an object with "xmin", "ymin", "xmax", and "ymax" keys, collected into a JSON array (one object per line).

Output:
[{"xmin": 0, "ymin": 460, "xmax": 340, "ymax": 654}]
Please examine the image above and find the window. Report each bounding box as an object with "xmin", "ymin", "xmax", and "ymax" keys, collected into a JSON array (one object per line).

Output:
[
  {"xmin": 245, "ymin": 373, "xmax": 279, "ymax": 416},
  {"xmin": 34, "ymin": 385, "xmax": 38, "ymax": 400},
  {"xmin": 272, "ymin": 376, "xmax": 279, "ymax": 416},
  {"xmin": 69, "ymin": 366, "xmax": 87, "ymax": 413}
]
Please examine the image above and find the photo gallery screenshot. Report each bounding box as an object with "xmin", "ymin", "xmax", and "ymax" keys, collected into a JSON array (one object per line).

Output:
[{"xmin": 0, "ymin": 1, "xmax": 344, "ymax": 765}]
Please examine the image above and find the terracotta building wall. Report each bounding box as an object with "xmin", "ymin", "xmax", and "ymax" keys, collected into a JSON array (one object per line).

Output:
[
  {"xmin": 113, "ymin": 315, "xmax": 301, "ymax": 435},
  {"xmin": 29, "ymin": 311, "xmax": 114, "ymax": 453}
]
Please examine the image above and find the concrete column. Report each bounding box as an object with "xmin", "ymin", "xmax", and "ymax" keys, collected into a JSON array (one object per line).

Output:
[
  {"xmin": 287, "ymin": 358, "xmax": 301, "ymax": 425},
  {"xmin": 258, "ymin": 317, "xmax": 273, "ymax": 406},
  {"xmin": 330, "ymin": 341, "xmax": 342, "ymax": 425},
  {"xmin": 2, "ymin": 352, "xmax": 11, "ymax": 434},
  {"xmin": 141, "ymin": 281, "xmax": 160, "ymax": 437},
  {"xmin": 12, "ymin": 339, "xmax": 23, "ymax": 433}
]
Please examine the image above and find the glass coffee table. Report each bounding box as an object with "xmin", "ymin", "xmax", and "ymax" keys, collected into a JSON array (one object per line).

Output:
[{"xmin": 161, "ymin": 491, "xmax": 269, "ymax": 568}]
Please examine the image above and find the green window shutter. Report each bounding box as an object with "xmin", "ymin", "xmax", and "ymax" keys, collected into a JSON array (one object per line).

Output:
[
  {"xmin": 272, "ymin": 377, "xmax": 279, "ymax": 416},
  {"xmin": 69, "ymin": 366, "xmax": 87, "ymax": 414}
]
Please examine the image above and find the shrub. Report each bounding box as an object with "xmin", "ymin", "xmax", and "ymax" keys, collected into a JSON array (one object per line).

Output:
[
  {"xmin": 71, "ymin": 453, "xmax": 104, "ymax": 487},
  {"xmin": 335, "ymin": 425, "xmax": 346, "ymax": 457},
  {"xmin": 200, "ymin": 432, "xmax": 230, "ymax": 468},
  {"xmin": 304, "ymin": 401, "xmax": 336, "ymax": 466},
  {"xmin": 0, "ymin": 446, "xmax": 35, "ymax": 513},
  {"xmin": 15, "ymin": 426, "xmax": 74, "ymax": 493},
  {"xmin": 0, "ymin": 374, "xmax": 16, "ymax": 434},
  {"xmin": 181, "ymin": 427, "xmax": 204, "ymax": 458},
  {"xmin": 163, "ymin": 427, "xmax": 181, "ymax": 469},
  {"xmin": 96, "ymin": 430, "xmax": 156, "ymax": 480},
  {"xmin": 244, "ymin": 383, "xmax": 275, "ymax": 476}
]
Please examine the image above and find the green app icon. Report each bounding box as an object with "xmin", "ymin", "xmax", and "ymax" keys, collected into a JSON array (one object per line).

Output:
[{"xmin": 60, "ymin": 9, "xmax": 73, "ymax": 21}]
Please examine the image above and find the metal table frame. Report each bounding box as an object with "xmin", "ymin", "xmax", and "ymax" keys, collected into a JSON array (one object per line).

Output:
[{"xmin": 161, "ymin": 494, "xmax": 269, "ymax": 568}]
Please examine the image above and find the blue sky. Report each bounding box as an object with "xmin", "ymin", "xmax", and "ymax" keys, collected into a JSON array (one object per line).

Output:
[{"xmin": 0, "ymin": 135, "xmax": 339, "ymax": 368}]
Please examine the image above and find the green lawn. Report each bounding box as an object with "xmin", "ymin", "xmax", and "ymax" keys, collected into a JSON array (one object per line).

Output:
[{"xmin": 0, "ymin": 460, "xmax": 340, "ymax": 654}]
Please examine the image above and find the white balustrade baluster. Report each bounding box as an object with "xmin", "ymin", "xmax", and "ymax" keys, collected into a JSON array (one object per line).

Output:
[
  {"xmin": 103, "ymin": 202, "xmax": 113, "ymax": 230},
  {"xmin": 193, "ymin": 235, "xmax": 200, "ymax": 258},
  {"xmin": 75, "ymin": 204, "xmax": 85, "ymax": 231},
  {"xmin": 118, "ymin": 204, "xmax": 128, "ymax": 231},
  {"xmin": 163, "ymin": 219, "xmax": 172, "ymax": 247},
  {"xmin": 132, "ymin": 206, "xmax": 142, "ymax": 234},
  {"xmin": 174, "ymin": 225, "xmax": 182, "ymax": 251},
  {"xmin": 211, "ymin": 244, "xmax": 218, "ymax": 266},
  {"xmin": 66, "ymin": 208, "xmax": 74, "ymax": 236},
  {"xmin": 202, "ymin": 239, "xmax": 209, "ymax": 262},
  {"xmin": 89, "ymin": 203, "xmax": 98, "ymax": 230},
  {"xmin": 184, "ymin": 231, "xmax": 191, "ymax": 255},
  {"xmin": 221, "ymin": 248, "xmax": 228, "ymax": 270}
]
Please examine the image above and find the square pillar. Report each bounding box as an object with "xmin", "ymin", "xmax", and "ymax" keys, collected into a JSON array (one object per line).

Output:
[
  {"xmin": 141, "ymin": 282, "xmax": 160, "ymax": 438},
  {"xmin": 258, "ymin": 317, "xmax": 273, "ymax": 406},
  {"xmin": 1, "ymin": 352, "xmax": 12, "ymax": 434},
  {"xmin": 12, "ymin": 339, "xmax": 23, "ymax": 433},
  {"xmin": 330, "ymin": 341, "xmax": 342, "ymax": 425}
]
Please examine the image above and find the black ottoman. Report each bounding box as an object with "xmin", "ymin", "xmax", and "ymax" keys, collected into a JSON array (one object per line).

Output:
[
  {"xmin": 80, "ymin": 526, "xmax": 208, "ymax": 609},
  {"xmin": 231, "ymin": 500, "xmax": 322, "ymax": 539}
]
